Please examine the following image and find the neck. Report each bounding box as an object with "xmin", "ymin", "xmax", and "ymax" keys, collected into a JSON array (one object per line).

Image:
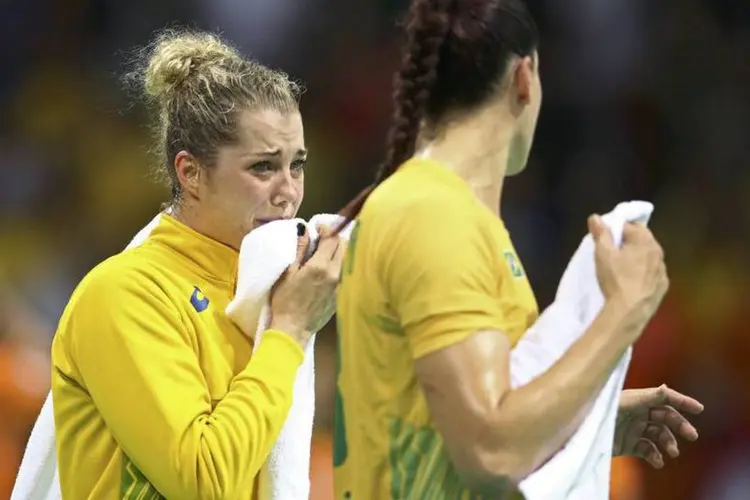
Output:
[
  {"xmin": 170, "ymin": 201, "xmax": 240, "ymax": 252},
  {"xmin": 416, "ymin": 107, "xmax": 516, "ymax": 217}
]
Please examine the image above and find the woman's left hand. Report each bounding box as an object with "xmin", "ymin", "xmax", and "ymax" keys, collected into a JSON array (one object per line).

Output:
[{"xmin": 614, "ymin": 385, "xmax": 704, "ymax": 468}]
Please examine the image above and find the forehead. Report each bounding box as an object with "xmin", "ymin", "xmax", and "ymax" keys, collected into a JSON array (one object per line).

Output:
[{"xmin": 235, "ymin": 107, "xmax": 305, "ymax": 151}]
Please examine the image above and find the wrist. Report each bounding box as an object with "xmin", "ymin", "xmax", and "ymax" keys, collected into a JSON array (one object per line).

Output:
[
  {"xmin": 269, "ymin": 316, "xmax": 310, "ymax": 347},
  {"xmin": 601, "ymin": 296, "xmax": 646, "ymax": 343}
]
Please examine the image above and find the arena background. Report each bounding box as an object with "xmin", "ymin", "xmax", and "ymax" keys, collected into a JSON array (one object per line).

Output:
[{"xmin": 0, "ymin": 0, "xmax": 748, "ymax": 498}]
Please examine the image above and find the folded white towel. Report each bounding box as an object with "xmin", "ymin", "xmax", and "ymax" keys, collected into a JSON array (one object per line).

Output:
[
  {"xmin": 12, "ymin": 212, "xmax": 351, "ymax": 500},
  {"xmin": 10, "ymin": 392, "xmax": 60, "ymax": 500},
  {"xmin": 226, "ymin": 213, "xmax": 353, "ymax": 500},
  {"xmin": 513, "ymin": 200, "xmax": 654, "ymax": 500}
]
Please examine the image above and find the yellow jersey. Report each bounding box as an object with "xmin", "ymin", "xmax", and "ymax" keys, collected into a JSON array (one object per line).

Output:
[
  {"xmin": 334, "ymin": 158, "xmax": 539, "ymax": 499},
  {"xmin": 51, "ymin": 214, "xmax": 303, "ymax": 500}
]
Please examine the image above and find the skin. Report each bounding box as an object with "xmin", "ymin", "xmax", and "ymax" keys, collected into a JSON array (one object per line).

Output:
[
  {"xmin": 163, "ymin": 105, "xmax": 346, "ymax": 348},
  {"xmin": 414, "ymin": 52, "xmax": 702, "ymax": 488},
  {"xmin": 171, "ymin": 107, "xmax": 308, "ymax": 251},
  {"xmin": 420, "ymin": 54, "xmax": 541, "ymax": 217},
  {"xmin": 616, "ymin": 385, "xmax": 703, "ymax": 468}
]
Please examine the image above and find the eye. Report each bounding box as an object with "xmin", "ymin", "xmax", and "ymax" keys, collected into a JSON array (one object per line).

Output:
[
  {"xmin": 249, "ymin": 161, "xmax": 274, "ymax": 173},
  {"xmin": 291, "ymin": 159, "xmax": 306, "ymax": 171}
]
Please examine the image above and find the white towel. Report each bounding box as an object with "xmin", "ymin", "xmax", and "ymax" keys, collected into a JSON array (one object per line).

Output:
[
  {"xmin": 513, "ymin": 200, "xmax": 654, "ymax": 500},
  {"xmin": 226, "ymin": 213, "xmax": 353, "ymax": 500},
  {"xmin": 12, "ymin": 212, "xmax": 351, "ymax": 500},
  {"xmin": 10, "ymin": 392, "xmax": 61, "ymax": 500}
]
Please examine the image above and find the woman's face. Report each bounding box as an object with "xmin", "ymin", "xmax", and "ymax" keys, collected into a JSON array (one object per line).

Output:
[{"xmin": 196, "ymin": 107, "xmax": 306, "ymax": 249}]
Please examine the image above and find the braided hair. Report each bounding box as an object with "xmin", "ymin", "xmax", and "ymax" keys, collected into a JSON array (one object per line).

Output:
[
  {"xmin": 338, "ymin": 0, "xmax": 453, "ymax": 225},
  {"xmin": 338, "ymin": 0, "xmax": 538, "ymax": 227}
]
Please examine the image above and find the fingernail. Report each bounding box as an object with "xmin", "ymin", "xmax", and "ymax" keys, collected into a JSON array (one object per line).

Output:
[{"xmin": 297, "ymin": 223, "xmax": 306, "ymax": 237}]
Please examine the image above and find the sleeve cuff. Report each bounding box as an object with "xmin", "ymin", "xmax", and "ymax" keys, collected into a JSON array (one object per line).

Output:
[{"xmin": 242, "ymin": 329, "xmax": 305, "ymax": 386}]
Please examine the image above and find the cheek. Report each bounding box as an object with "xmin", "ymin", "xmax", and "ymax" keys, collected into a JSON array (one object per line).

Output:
[
  {"xmin": 226, "ymin": 175, "xmax": 271, "ymax": 211},
  {"xmin": 246, "ymin": 182, "xmax": 274, "ymax": 207},
  {"xmin": 295, "ymin": 176, "xmax": 304, "ymax": 202}
]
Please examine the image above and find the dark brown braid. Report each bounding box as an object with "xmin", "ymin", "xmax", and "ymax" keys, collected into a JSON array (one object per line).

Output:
[
  {"xmin": 336, "ymin": 0, "xmax": 539, "ymax": 232},
  {"xmin": 337, "ymin": 0, "xmax": 454, "ymax": 227}
]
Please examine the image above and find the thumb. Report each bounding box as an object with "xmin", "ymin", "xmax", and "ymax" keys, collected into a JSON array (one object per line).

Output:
[
  {"xmin": 316, "ymin": 224, "xmax": 333, "ymax": 239},
  {"xmin": 645, "ymin": 384, "xmax": 670, "ymax": 405},
  {"xmin": 624, "ymin": 386, "xmax": 668, "ymax": 410},
  {"xmin": 588, "ymin": 214, "xmax": 615, "ymax": 251}
]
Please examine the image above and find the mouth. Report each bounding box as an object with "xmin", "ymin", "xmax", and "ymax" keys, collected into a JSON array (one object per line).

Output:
[{"xmin": 254, "ymin": 217, "xmax": 291, "ymax": 227}]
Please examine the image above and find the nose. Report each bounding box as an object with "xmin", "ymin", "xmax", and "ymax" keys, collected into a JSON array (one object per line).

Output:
[{"xmin": 270, "ymin": 168, "xmax": 299, "ymax": 208}]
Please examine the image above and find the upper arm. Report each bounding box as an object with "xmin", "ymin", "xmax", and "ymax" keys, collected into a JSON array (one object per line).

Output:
[
  {"xmin": 414, "ymin": 331, "xmax": 515, "ymax": 489},
  {"xmin": 63, "ymin": 262, "xmax": 300, "ymax": 500},
  {"xmin": 67, "ymin": 267, "xmax": 223, "ymax": 498}
]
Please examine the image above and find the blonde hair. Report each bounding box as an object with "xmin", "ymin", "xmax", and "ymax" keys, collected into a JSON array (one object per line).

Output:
[{"xmin": 130, "ymin": 29, "xmax": 302, "ymax": 198}]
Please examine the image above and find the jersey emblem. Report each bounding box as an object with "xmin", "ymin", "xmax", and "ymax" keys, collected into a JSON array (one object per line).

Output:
[
  {"xmin": 190, "ymin": 286, "xmax": 210, "ymax": 312},
  {"xmin": 503, "ymin": 250, "xmax": 525, "ymax": 278}
]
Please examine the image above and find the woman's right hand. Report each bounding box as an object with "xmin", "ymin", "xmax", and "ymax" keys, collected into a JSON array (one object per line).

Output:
[
  {"xmin": 588, "ymin": 214, "xmax": 669, "ymax": 339},
  {"xmin": 268, "ymin": 225, "xmax": 347, "ymax": 348}
]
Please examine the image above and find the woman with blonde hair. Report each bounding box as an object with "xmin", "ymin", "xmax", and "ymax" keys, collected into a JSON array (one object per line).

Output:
[{"xmin": 51, "ymin": 30, "xmax": 344, "ymax": 499}]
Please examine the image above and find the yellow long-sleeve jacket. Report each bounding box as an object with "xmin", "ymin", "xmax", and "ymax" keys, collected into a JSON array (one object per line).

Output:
[{"xmin": 51, "ymin": 214, "xmax": 303, "ymax": 500}]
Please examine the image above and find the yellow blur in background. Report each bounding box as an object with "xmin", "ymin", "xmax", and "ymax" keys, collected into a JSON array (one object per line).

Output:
[{"xmin": 1, "ymin": 1, "xmax": 749, "ymax": 499}]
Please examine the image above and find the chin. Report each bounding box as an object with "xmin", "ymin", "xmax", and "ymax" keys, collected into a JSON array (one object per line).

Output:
[
  {"xmin": 240, "ymin": 219, "xmax": 257, "ymax": 237},
  {"xmin": 506, "ymin": 164, "xmax": 527, "ymax": 176},
  {"xmin": 506, "ymin": 133, "xmax": 533, "ymax": 177},
  {"xmin": 506, "ymin": 156, "xmax": 530, "ymax": 176}
]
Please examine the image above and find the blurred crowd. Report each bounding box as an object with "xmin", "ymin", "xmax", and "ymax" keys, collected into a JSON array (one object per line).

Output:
[{"xmin": 0, "ymin": 0, "xmax": 748, "ymax": 498}]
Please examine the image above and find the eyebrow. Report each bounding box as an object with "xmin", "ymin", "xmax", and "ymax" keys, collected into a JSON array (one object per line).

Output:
[{"xmin": 255, "ymin": 148, "xmax": 307, "ymax": 158}]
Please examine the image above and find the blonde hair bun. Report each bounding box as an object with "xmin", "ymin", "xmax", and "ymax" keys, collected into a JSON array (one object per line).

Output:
[{"xmin": 143, "ymin": 30, "xmax": 239, "ymax": 101}]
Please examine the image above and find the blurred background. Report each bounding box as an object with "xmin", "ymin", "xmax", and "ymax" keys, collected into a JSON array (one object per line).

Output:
[{"xmin": 1, "ymin": 0, "xmax": 748, "ymax": 498}]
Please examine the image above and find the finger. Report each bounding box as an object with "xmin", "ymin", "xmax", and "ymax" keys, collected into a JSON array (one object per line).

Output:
[
  {"xmin": 618, "ymin": 419, "xmax": 648, "ymax": 455},
  {"xmin": 321, "ymin": 239, "xmax": 348, "ymax": 284},
  {"xmin": 654, "ymin": 240, "xmax": 665, "ymax": 261},
  {"xmin": 331, "ymin": 238, "xmax": 348, "ymax": 268},
  {"xmin": 649, "ymin": 406, "xmax": 699, "ymax": 442},
  {"xmin": 312, "ymin": 233, "xmax": 341, "ymax": 261},
  {"xmin": 621, "ymin": 222, "xmax": 652, "ymax": 246},
  {"xmin": 657, "ymin": 385, "xmax": 704, "ymax": 414},
  {"xmin": 644, "ymin": 423, "xmax": 679, "ymax": 458},
  {"xmin": 294, "ymin": 223, "xmax": 311, "ymax": 265},
  {"xmin": 658, "ymin": 262, "xmax": 670, "ymax": 295},
  {"xmin": 306, "ymin": 224, "xmax": 339, "ymax": 261},
  {"xmin": 634, "ymin": 438, "xmax": 664, "ymax": 469},
  {"xmin": 588, "ymin": 214, "xmax": 614, "ymax": 251},
  {"xmin": 627, "ymin": 384, "xmax": 702, "ymax": 414}
]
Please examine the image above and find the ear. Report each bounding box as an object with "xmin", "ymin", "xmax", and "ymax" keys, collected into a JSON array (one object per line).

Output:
[
  {"xmin": 174, "ymin": 151, "xmax": 203, "ymax": 199},
  {"xmin": 512, "ymin": 55, "xmax": 534, "ymax": 105}
]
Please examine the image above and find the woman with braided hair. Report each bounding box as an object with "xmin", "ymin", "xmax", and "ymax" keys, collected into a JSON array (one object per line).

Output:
[{"xmin": 334, "ymin": 0, "xmax": 701, "ymax": 498}]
